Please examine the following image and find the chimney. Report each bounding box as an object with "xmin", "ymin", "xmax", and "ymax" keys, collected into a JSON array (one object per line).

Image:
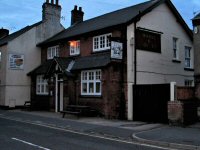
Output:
[
  {"xmin": 71, "ymin": 5, "xmax": 84, "ymax": 26},
  {"xmin": 0, "ymin": 28, "xmax": 9, "ymax": 39},
  {"xmin": 42, "ymin": 0, "xmax": 61, "ymax": 22}
]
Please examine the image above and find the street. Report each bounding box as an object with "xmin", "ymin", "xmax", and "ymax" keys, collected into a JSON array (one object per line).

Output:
[{"xmin": 0, "ymin": 118, "xmax": 167, "ymax": 150}]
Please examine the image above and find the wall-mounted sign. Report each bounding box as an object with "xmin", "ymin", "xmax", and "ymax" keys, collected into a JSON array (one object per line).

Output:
[
  {"xmin": 111, "ymin": 41, "xmax": 123, "ymax": 59},
  {"xmin": 9, "ymin": 54, "xmax": 24, "ymax": 70},
  {"xmin": 136, "ymin": 29, "xmax": 161, "ymax": 53}
]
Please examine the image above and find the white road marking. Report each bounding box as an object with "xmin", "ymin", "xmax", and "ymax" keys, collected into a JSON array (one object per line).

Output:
[
  {"xmin": 0, "ymin": 116, "xmax": 177, "ymax": 150},
  {"xmin": 12, "ymin": 138, "xmax": 51, "ymax": 150}
]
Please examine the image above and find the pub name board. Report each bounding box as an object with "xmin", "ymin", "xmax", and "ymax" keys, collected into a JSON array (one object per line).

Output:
[{"xmin": 136, "ymin": 29, "xmax": 161, "ymax": 53}]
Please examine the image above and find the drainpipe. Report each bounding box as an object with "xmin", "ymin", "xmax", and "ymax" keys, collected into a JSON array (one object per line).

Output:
[{"xmin": 134, "ymin": 22, "xmax": 137, "ymax": 85}]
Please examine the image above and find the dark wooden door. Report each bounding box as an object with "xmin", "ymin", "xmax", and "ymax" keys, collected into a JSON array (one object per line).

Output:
[{"xmin": 133, "ymin": 84, "xmax": 170, "ymax": 123}]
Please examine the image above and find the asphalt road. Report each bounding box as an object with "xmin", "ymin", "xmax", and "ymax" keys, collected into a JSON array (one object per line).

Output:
[{"xmin": 0, "ymin": 118, "xmax": 167, "ymax": 150}]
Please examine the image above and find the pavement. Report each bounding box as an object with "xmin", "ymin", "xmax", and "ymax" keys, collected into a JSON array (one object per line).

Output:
[{"xmin": 0, "ymin": 109, "xmax": 200, "ymax": 150}]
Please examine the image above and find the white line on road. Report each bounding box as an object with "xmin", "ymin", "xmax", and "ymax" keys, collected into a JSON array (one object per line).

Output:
[
  {"xmin": 12, "ymin": 138, "xmax": 51, "ymax": 150},
  {"xmin": 1, "ymin": 116, "xmax": 177, "ymax": 150}
]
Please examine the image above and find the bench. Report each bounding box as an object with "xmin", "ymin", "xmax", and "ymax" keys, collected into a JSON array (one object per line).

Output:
[
  {"xmin": 61, "ymin": 105, "xmax": 91, "ymax": 118},
  {"xmin": 60, "ymin": 110, "xmax": 81, "ymax": 118},
  {"xmin": 23, "ymin": 101, "xmax": 31, "ymax": 111}
]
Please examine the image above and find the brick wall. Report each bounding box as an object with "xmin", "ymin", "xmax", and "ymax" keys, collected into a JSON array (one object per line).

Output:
[{"xmin": 177, "ymin": 86, "xmax": 195, "ymax": 100}]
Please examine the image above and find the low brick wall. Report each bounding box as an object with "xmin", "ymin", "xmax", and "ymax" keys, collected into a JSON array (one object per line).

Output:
[
  {"xmin": 177, "ymin": 86, "xmax": 194, "ymax": 100},
  {"xmin": 168, "ymin": 100, "xmax": 198, "ymax": 126}
]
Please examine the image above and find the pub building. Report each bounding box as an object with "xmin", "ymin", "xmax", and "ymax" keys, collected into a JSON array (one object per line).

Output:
[{"xmin": 28, "ymin": 0, "xmax": 194, "ymax": 121}]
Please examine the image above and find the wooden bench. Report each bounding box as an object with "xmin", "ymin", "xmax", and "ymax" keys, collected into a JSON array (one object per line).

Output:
[
  {"xmin": 60, "ymin": 110, "xmax": 81, "ymax": 118},
  {"xmin": 61, "ymin": 105, "xmax": 91, "ymax": 118},
  {"xmin": 23, "ymin": 101, "xmax": 31, "ymax": 111}
]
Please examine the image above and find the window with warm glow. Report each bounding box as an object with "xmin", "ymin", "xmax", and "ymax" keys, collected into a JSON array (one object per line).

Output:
[
  {"xmin": 93, "ymin": 33, "xmax": 111, "ymax": 52},
  {"xmin": 47, "ymin": 45, "xmax": 59, "ymax": 59},
  {"xmin": 70, "ymin": 40, "xmax": 80, "ymax": 56}
]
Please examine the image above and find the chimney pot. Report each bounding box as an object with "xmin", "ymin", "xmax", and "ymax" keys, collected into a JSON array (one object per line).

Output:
[
  {"xmin": 71, "ymin": 5, "xmax": 84, "ymax": 26},
  {"xmin": 56, "ymin": 0, "xmax": 59, "ymax": 5},
  {"xmin": 74, "ymin": 5, "xmax": 78, "ymax": 10},
  {"xmin": 0, "ymin": 28, "xmax": 9, "ymax": 39}
]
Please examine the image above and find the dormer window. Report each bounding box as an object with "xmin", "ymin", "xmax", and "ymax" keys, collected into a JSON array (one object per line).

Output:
[
  {"xmin": 70, "ymin": 40, "xmax": 80, "ymax": 56},
  {"xmin": 93, "ymin": 33, "xmax": 111, "ymax": 52},
  {"xmin": 47, "ymin": 45, "xmax": 59, "ymax": 59}
]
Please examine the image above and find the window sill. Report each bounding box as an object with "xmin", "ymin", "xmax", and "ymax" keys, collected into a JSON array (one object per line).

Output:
[
  {"xmin": 184, "ymin": 68, "xmax": 194, "ymax": 71},
  {"xmin": 92, "ymin": 49, "xmax": 110, "ymax": 54},
  {"xmin": 172, "ymin": 59, "xmax": 181, "ymax": 63},
  {"xmin": 68, "ymin": 54, "xmax": 80, "ymax": 58},
  {"xmin": 36, "ymin": 94, "xmax": 49, "ymax": 96},
  {"xmin": 79, "ymin": 95, "xmax": 102, "ymax": 99}
]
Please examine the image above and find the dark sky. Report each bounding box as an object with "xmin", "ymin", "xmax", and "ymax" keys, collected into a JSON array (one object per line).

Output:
[{"xmin": 0, "ymin": 0, "xmax": 200, "ymax": 33}]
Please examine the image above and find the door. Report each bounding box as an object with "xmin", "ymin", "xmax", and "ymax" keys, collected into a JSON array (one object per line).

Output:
[{"xmin": 133, "ymin": 84, "xmax": 170, "ymax": 123}]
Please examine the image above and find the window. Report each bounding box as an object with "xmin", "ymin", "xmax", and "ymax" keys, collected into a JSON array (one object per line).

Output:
[
  {"xmin": 173, "ymin": 37, "xmax": 179, "ymax": 59},
  {"xmin": 69, "ymin": 41, "xmax": 80, "ymax": 56},
  {"xmin": 93, "ymin": 33, "xmax": 111, "ymax": 52},
  {"xmin": 185, "ymin": 46, "xmax": 191, "ymax": 68},
  {"xmin": 47, "ymin": 45, "xmax": 59, "ymax": 59},
  {"xmin": 81, "ymin": 70, "xmax": 101, "ymax": 96},
  {"xmin": 36, "ymin": 75, "xmax": 48, "ymax": 95},
  {"xmin": 185, "ymin": 79, "xmax": 193, "ymax": 87}
]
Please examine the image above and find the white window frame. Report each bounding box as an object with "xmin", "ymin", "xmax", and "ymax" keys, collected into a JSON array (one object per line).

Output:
[
  {"xmin": 93, "ymin": 33, "xmax": 111, "ymax": 52},
  {"xmin": 185, "ymin": 46, "xmax": 192, "ymax": 68},
  {"xmin": 172, "ymin": 37, "xmax": 179, "ymax": 60},
  {"xmin": 36, "ymin": 75, "xmax": 49, "ymax": 95},
  {"xmin": 70, "ymin": 40, "xmax": 80, "ymax": 56},
  {"xmin": 47, "ymin": 45, "xmax": 59, "ymax": 59},
  {"xmin": 81, "ymin": 70, "xmax": 101, "ymax": 96},
  {"xmin": 184, "ymin": 79, "xmax": 193, "ymax": 87}
]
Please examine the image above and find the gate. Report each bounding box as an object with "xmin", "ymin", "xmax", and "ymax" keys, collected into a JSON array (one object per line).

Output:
[{"xmin": 133, "ymin": 84, "xmax": 170, "ymax": 123}]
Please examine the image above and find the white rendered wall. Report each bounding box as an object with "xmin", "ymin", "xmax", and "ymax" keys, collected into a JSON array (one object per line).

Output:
[{"xmin": 127, "ymin": 3, "xmax": 194, "ymax": 120}]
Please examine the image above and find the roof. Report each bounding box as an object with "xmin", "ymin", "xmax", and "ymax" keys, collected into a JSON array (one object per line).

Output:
[
  {"xmin": 39, "ymin": 0, "xmax": 193, "ymax": 46},
  {"xmin": 0, "ymin": 21, "xmax": 42, "ymax": 46},
  {"xmin": 27, "ymin": 59, "xmax": 53, "ymax": 76},
  {"xmin": 28, "ymin": 53, "xmax": 111, "ymax": 76},
  {"xmin": 193, "ymin": 12, "xmax": 200, "ymax": 20},
  {"xmin": 72, "ymin": 52, "xmax": 111, "ymax": 70},
  {"xmin": 38, "ymin": 0, "xmax": 161, "ymax": 46}
]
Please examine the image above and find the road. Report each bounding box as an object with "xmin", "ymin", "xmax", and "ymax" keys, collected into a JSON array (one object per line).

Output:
[{"xmin": 0, "ymin": 117, "xmax": 169, "ymax": 150}]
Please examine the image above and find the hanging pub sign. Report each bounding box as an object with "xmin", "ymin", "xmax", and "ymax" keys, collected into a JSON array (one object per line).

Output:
[
  {"xmin": 9, "ymin": 54, "xmax": 24, "ymax": 70},
  {"xmin": 136, "ymin": 29, "xmax": 161, "ymax": 53},
  {"xmin": 111, "ymin": 41, "xmax": 123, "ymax": 60}
]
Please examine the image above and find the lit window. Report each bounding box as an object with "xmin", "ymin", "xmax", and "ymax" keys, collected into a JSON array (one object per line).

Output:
[
  {"xmin": 81, "ymin": 70, "xmax": 101, "ymax": 95},
  {"xmin": 185, "ymin": 46, "xmax": 192, "ymax": 68},
  {"xmin": 93, "ymin": 33, "xmax": 111, "ymax": 52},
  {"xmin": 173, "ymin": 37, "xmax": 179, "ymax": 59},
  {"xmin": 69, "ymin": 41, "xmax": 80, "ymax": 56},
  {"xmin": 36, "ymin": 75, "xmax": 48, "ymax": 95},
  {"xmin": 47, "ymin": 45, "xmax": 59, "ymax": 59},
  {"xmin": 185, "ymin": 79, "xmax": 193, "ymax": 87}
]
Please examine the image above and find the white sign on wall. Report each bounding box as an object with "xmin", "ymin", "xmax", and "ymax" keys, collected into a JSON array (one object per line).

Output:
[
  {"xmin": 111, "ymin": 41, "xmax": 123, "ymax": 60},
  {"xmin": 9, "ymin": 54, "xmax": 24, "ymax": 70}
]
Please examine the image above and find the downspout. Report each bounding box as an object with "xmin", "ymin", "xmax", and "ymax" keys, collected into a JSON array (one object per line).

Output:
[
  {"xmin": 119, "ymin": 26, "xmax": 127, "ymax": 120},
  {"xmin": 134, "ymin": 21, "xmax": 137, "ymax": 85}
]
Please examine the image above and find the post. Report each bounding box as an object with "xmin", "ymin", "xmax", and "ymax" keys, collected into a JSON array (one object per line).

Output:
[
  {"xmin": 128, "ymin": 83, "xmax": 133, "ymax": 120},
  {"xmin": 170, "ymin": 82, "xmax": 177, "ymax": 101},
  {"xmin": 55, "ymin": 74, "xmax": 58, "ymax": 113}
]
